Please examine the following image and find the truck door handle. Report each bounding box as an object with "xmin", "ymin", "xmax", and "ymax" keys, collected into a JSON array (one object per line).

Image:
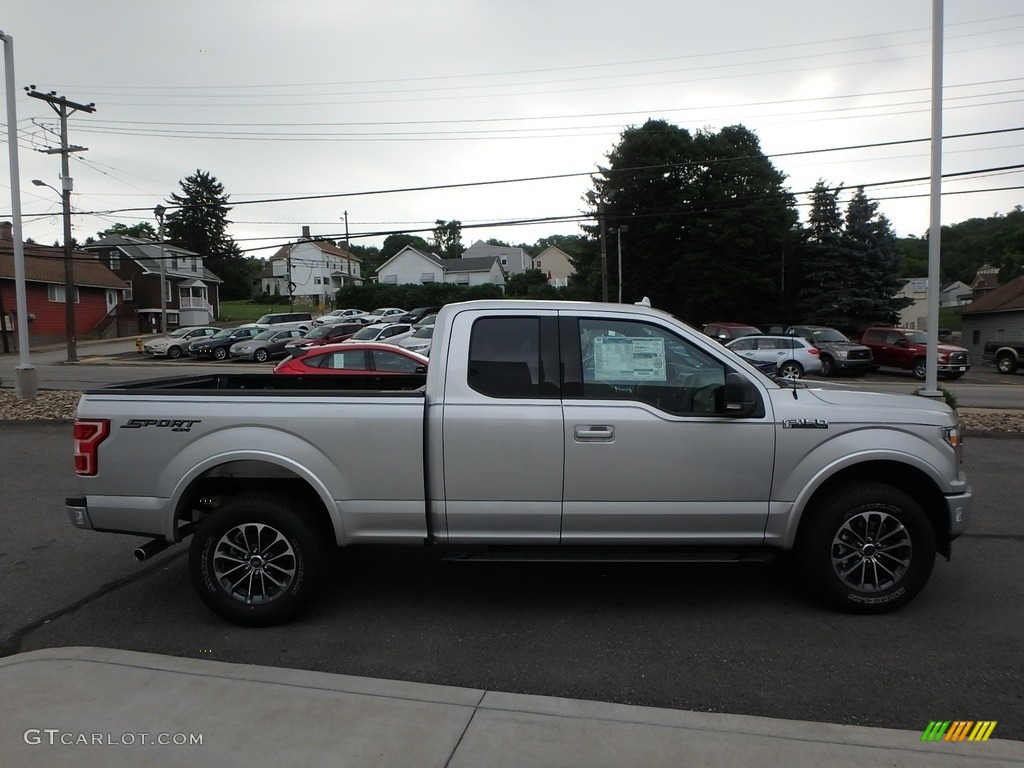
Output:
[{"xmin": 575, "ymin": 425, "xmax": 614, "ymax": 441}]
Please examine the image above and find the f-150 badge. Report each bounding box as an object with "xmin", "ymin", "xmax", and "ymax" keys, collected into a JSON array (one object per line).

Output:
[{"xmin": 783, "ymin": 418, "xmax": 829, "ymax": 429}]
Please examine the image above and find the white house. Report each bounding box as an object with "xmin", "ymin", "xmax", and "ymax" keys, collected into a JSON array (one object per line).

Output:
[
  {"xmin": 532, "ymin": 245, "xmax": 574, "ymax": 287},
  {"xmin": 263, "ymin": 227, "xmax": 362, "ymax": 306},
  {"xmin": 376, "ymin": 246, "xmax": 506, "ymax": 288},
  {"xmin": 897, "ymin": 278, "xmax": 929, "ymax": 329},
  {"xmin": 463, "ymin": 240, "xmax": 531, "ymax": 276},
  {"xmin": 940, "ymin": 280, "xmax": 972, "ymax": 308}
]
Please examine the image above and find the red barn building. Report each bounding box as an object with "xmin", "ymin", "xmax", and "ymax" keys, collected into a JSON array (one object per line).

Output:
[{"xmin": 0, "ymin": 221, "xmax": 126, "ymax": 349}]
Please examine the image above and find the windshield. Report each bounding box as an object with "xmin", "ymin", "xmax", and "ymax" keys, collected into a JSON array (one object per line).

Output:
[
  {"xmin": 254, "ymin": 314, "xmax": 275, "ymax": 324},
  {"xmin": 253, "ymin": 330, "xmax": 277, "ymax": 340},
  {"xmin": 351, "ymin": 326, "xmax": 381, "ymax": 340},
  {"xmin": 168, "ymin": 327, "xmax": 192, "ymax": 338},
  {"xmin": 305, "ymin": 327, "xmax": 328, "ymax": 339},
  {"xmin": 413, "ymin": 327, "xmax": 433, "ymax": 339},
  {"xmin": 810, "ymin": 329, "xmax": 850, "ymax": 343},
  {"xmin": 210, "ymin": 329, "xmax": 234, "ymax": 339},
  {"xmin": 905, "ymin": 330, "xmax": 929, "ymax": 343}
]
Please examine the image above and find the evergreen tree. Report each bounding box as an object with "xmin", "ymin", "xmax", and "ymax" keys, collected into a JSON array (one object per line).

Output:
[
  {"xmin": 843, "ymin": 187, "xmax": 910, "ymax": 327},
  {"xmin": 795, "ymin": 181, "xmax": 853, "ymax": 328},
  {"xmin": 164, "ymin": 170, "xmax": 250, "ymax": 299}
]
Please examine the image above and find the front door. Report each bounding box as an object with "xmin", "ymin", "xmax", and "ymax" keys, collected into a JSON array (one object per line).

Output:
[{"xmin": 560, "ymin": 315, "xmax": 775, "ymax": 544}]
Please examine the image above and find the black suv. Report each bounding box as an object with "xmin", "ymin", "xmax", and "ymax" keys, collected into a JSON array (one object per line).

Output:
[
  {"xmin": 400, "ymin": 306, "xmax": 441, "ymax": 325},
  {"xmin": 785, "ymin": 325, "xmax": 873, "ymax": 377}
]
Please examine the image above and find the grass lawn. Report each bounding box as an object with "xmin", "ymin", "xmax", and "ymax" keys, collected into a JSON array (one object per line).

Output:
[{"xmin": 218, "ymin": 300, "xmax": 298, "ymax": 324}]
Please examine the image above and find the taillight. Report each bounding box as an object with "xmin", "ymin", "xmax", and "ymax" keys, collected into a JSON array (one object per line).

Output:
[
  {"xmin": 74, "ymin": 419, "xmax": 109, "ymax": 476},
  {"xmin": 809, "ymin": 347, "xmax": 820, "ymax": 356}
]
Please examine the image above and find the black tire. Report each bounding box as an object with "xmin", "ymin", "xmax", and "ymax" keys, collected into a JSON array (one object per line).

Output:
[
  {"xmin": 796, "ymin": 483, "xmax": 935, "ymax": 614},
  {"xmin": 912, "ymin": 358, "xmax": 927, "ymax": 380},
  {"xmin": 819, "ymin": 356, "xmax": 835, "ymax": 377},
  {"xmin": 189, "ymin": 495, "xmax": 325, "ymax": 626},
  {"xmin": 778, "ymin": 361, "xmax": 803, "ymax": 380},
  {"xmin": 254, "ymin": 348, "xmax": 269, "ymax": 363},
  {"xmin": 996, "ymin": 354, "xmax": 1018, "ymax": 374},
  {"xmin": 213, "ymin": 346, "xmax": 228, "ymax": 361},
  {"xmin": 167, "ymin": 345, "xmax": 183, "ymax": 360}
]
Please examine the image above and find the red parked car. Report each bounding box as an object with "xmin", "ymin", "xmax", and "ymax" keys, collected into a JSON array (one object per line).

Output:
[{"xmin": 273, "ymin": 342, "xmax": 428, "ymax": 376}]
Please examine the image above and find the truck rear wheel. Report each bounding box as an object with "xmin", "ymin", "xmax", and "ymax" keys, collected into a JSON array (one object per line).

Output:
[
  {"xmin": 189, "ymin": 495, "xmax": 324, "ymax": 626},
  {"xmin": 796, "ymin": 484, "xmax": 935, "ymax": 614},
  {"xmin": 996, "ymin": 354, "xmax": 1018, "ymax": 374}
]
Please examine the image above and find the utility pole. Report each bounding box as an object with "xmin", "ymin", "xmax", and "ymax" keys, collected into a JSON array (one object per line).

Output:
[
  {"xmin": 26, "ymin": 86, "xmax": 95, "ymax": 363},
  {"xmin": 599, "ymin": 199, "xmax": 608, "ymax": 302},
  {"xmin": 154, "ymin": 205, "xmax": 167, "ymax": 333}
]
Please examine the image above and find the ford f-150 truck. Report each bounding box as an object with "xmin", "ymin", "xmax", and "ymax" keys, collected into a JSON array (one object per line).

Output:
[
  {"xmin": 860, "ymin": 327, "xmax": 971, "ymax": 380},
  {"xmin": 67, "ymin": 300, "xmax": 971, "ymax": 625},
  {"xmin": 983, "ymin": 340, "xmax": 1024, "ymax": 374}
]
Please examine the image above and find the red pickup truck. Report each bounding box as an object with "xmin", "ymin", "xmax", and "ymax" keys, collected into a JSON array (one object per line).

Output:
[{"xmin": 860, "ymin": 327, "xmax": 970, "ymax": 380}]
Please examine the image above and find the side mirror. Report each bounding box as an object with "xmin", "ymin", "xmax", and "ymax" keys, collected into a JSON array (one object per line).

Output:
[
  {"xmin": 415, "ymin": 365, "xmax": 427, "ymax": 374},
  {"xmin": 722, "ymin": 372, "xmax": 762, "ymax": 417},
  {"xmin": 895, "ymin": 339, "xmax": 909, "ymax": 348}
]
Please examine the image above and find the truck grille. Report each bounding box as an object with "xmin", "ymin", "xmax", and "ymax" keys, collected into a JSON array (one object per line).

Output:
[
  {"xmin": 949, "ymin": 352, "xmax": 970, "ymax": 364},
  {"xmin": 848, "ymin": 349, "xmax": 872, "ymax": 361}
]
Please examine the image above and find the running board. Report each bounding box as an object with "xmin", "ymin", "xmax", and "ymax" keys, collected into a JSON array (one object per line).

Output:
[{"xmin": 445, "ymin": 549, "xmax": 775, "ymax": 565}]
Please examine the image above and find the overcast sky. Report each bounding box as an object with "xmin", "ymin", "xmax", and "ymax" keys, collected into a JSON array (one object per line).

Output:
[{"xmin": 2, "ymin": 1, "xmax": 1023, "ymax": 259}]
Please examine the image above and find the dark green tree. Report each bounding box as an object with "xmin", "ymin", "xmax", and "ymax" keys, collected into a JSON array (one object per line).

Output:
[
  {"xmin": 589, "ymin": 120, "xmax": 796, "ymax": 323},
  {"xmin": 380, "ymin": 233, "xmax": 431, "ymax": 260},
  {"xmin": 842, "ymin": 187, "xmax": 910, "ymax": 327},
  {"xmin": 95, "ymin": 222, "xmax": 158, "ymax": 241},
  {"xmin": 794, "ymin": 181, "xmax": 852, "ymax": 328},
  {"xmin": 505, "ymin": 268, "xmax": 561, "ymax": 298},
  {"xmin": 431, "ymin": 220, "xmax": 464, "ymax": 259},
  {"xmin": 164, "ymin": 170, "xmax": 250, "ymax": 299}
]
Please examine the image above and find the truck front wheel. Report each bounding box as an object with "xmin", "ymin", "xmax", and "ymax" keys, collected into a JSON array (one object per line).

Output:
[
  {"xmin": 189, "ymin": 495, "xmax": 324, "ymax": 626},
  {"xmin": 912, "ymin": 358, "xmax": 927, "ymax": 380},
  {"xmin": 996, "ymin": 354, "xmax": 1019, "ymax": 374},
  {"xmin": 819, "ymin": 356, "xmax": 835, "ymax": 377},
  {"xmin": 796, "ymin": 484, "xmax": 935, "ymax": 614}
]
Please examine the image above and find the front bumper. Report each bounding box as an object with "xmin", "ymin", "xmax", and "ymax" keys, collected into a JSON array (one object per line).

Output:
[{"xmin": 834, "ymin": 359, "xmax": 873, "ymax": 374}]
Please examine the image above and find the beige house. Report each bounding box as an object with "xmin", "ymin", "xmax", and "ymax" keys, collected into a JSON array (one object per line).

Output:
[{"xmin": 532, "ymin": 246, "xmax": 574, "ymax": 287}]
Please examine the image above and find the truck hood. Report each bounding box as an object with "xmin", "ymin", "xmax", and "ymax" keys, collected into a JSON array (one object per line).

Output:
[{"xmin": 787, "ymin": 387, "xmax": 956, "ymax": 427}]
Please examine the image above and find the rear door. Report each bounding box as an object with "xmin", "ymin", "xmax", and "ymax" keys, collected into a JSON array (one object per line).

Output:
[{"xmin": 438, "ymin": 311, "xmax": 564, "ymax": 543}]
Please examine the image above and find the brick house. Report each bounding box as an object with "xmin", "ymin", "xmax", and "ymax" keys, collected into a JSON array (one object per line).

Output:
[{"xmin": 0, "ymin": 221, "xmax": 126, "ymax": 348}]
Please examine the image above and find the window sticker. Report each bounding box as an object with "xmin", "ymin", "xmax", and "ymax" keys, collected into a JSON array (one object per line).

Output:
[{"xmin": 593, "ymin": 336, "xmax": 667, "ymax": 382}]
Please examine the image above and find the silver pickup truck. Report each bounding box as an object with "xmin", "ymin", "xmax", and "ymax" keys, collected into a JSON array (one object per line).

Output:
[{"xmin": 67, "ymin": 300, "xmax": 971, "ymax": 625}]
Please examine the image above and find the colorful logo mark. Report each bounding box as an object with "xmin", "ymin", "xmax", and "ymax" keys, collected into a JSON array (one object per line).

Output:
[{"xmin": 921, "ymin": 721, "xmax": 997, "ymax": 742}]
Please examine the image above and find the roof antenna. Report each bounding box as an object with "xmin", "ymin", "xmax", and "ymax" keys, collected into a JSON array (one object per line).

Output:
[{"xmin": 634, "ymin": 296, "xmax": 651, "ymax": 307}]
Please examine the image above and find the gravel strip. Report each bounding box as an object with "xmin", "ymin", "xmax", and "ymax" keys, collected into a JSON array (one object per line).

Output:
[{"xmin": 2, "ymin": 388, "xmax": 1023, "ymax": 433}]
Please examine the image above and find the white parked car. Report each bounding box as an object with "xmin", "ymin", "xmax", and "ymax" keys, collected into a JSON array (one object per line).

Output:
[
  {"xmin": 360, "ymin": 307, "xmax": 406, "ymax": 326},
  {"xmin": 397, "ymin": 325, "xmax": 434, "ymax": 356},
  {"xmin": 726, "ymin": 335, "xmax": 822, "ymax": 379},
  {"xmin": 315, "ymin": 308, "xmax": 368, "ymax": 326},
  {"xmin": 142, "ymin": 326, "xmax": 219, "ymax": 359},
  {"xmin": 341, "ymin": 323, "xmax": 414, "ymax": 345}
]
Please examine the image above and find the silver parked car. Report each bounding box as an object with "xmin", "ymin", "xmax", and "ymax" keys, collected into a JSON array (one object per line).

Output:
[
  {"xmin": 142, "ymin": 326, "xmax": 219, "ymax": 359},
  {"xmin": 397, "ymin": 325, "xmax": 434, "ymax": 356},
  {"xmin": 229, "ymin": 329, "xmax": 306, "ymax": 362},
  {"xmin": 726, "ymin": 335, "xmax": 822, "ymax": 379},
  {"xmin": 341, "ymin": 323, "xmax": 414, "ymax": 345}
]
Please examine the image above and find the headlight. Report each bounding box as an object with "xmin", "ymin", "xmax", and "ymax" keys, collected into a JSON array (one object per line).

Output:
[
  {"xmin": 835, "ymin": 350, "xmax": 849, "ymax": 359},
  {"xmin": 943, "ymin": 425, "xmax": 964, "ymax": 464}
]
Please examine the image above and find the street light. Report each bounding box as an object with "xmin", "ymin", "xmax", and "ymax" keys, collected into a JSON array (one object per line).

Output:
[
  {"xmin": 32, "ymin": 178, "xmax": 76, "ymax": 362},
  {"xmin": 153, "ymin": 205, "xmax": 167, "ymax": 334}
]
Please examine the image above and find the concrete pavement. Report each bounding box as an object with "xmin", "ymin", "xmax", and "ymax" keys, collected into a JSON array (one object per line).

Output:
[{"xmin": 1, "ymin": 647, "xmax": 1020, "ymax": 767}]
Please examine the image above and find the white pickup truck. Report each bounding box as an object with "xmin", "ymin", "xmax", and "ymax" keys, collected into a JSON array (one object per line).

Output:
[{"xmin": 67, "ymin": 300, "xmax": 971, "ymax": 625}]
